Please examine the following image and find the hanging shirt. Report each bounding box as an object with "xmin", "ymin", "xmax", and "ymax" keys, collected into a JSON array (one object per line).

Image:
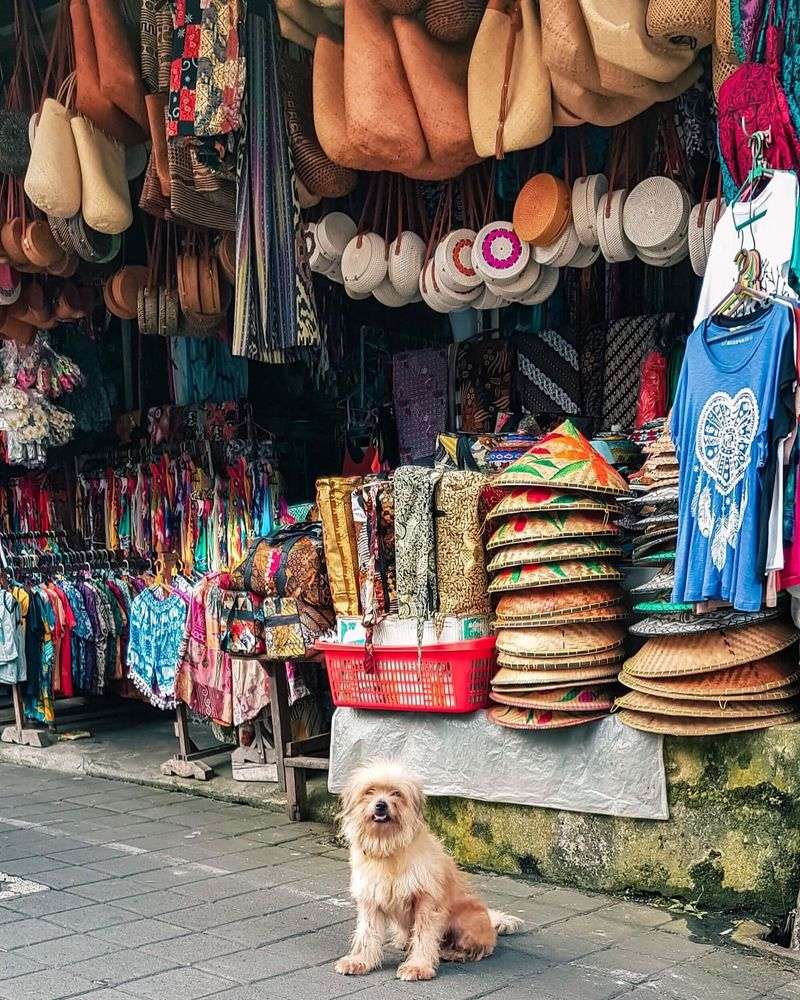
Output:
[
  {"xmin": 694, "ymin": 171, "xmax": 799, "ymax": 327},
  {"xmin": 671, "ymin": 304, "xmax": 795, "ymax": 611}
]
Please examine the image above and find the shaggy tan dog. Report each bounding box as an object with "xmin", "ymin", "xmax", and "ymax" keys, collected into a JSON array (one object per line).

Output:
[{"xmin": 334, "ymin": 762, "xmax": 524, "ymax": 982}]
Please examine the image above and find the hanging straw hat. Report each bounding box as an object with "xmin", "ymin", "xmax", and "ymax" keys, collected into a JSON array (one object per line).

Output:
[
  {"xmin": 496, "ymin": 603, "xmax": 627, "ymax": 629},
  {"xmin": 495, "ymin": 419, "xmax": 630, "ymax": 496},
  {"xmin": 579, "ymin": 0, "xmax": 696, "ymax": 82},
  {"xmin": 645, "ymin": 0, "xmax": 714, "ymax": 49},
  {"xmin": 618, "ymin": 657, "xmax": 800, "ymax": 701},
  {"xmin": 493, "ymin": 685, "xmax": 617, "ymax": 712},
  {"xmin": 496, "ymin": 623, "xmax": 627, "ymax": 659},
  {"xmin": 623, "ymin": 622, "xmax": 800, "ymax": 679},
  {"xmin": 488, "ymin": 538, "xmax": 622, "ymax": 572},
  {"xmin": 616, "ymin": 689, "xmax": 797, "ymax": 719},
  {"xmin": 489, "ymin": 560, "xmax": 623, "ymax": 593},
  {"xmin": 616, "ymin": 708, "xmax": 800, "ymax": 736},
  {"xmin": 629, "ymin": 606, "xmax": 784, "ymax": 638},
  {"xmin": 489, "ymin": 705, "xmax": 610, "ymax": 730},
  {"xmin": 495, "ymin": 582, "xmax": 623, "ymax": 619}
]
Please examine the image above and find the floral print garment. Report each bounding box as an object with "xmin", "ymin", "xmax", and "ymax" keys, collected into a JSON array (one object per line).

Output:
[{"xmin": 394, "ymin": 467, "xmax": 442, "ymax": 638}]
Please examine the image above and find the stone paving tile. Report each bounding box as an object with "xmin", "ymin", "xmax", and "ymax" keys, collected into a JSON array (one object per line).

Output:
[
  {"xmin": 30, "ymin": 866, "xmax": 115, "ymax": 892},
  {"xmin": 0, "ymin": 948, "xmax": 46, "ymax": 978},
  {"xmin": 44, "ymin": 903, "xmax": 142, "ymax": 933},
  {"xmin": 167, "ymin": 872, "xmax": 277, "ymax": 904},
  {"xmin": 117, "ymin": 965, "xmax": 239, "ymax": 998},
  {"xmin": 44, "ymin": 846, "xmax": 130, "ymax": 866},
  {"xmin": 504, "ymin": 927, "xmax": 612, "ymax": 964},
  {"xmin": 622, "ymin": 965, "xmax": 762, "ymax": 1000},
  {"xmin": 512, "ymin": 960, "xmax": 633, "ymax": 1000},
  {"xmin": 574, "ymin": 944, "xmax": 678, "ymax": 983},
  {"xmin": 139, "ymin": 930, "xmax": 244, "ymax": 963},
  {"xmin": 201, "ymin": 964, "xmax": 396, "ymax": 1000},
  {"xmin": 10, "ymin": 933, "xmax": 117, "ymax": 969},
  {"xmin": 690, "ymin": 948, "xmax": 797, "ymax": 991},
  {"xmin": 196, "ymin": 925, "xmax": 353, "ymax": 983},
  {"xmin": 0, "ymin": 967, "xmax": 98, "ymax": 1000},
  {"xmin": 602, "ymin": 901, "xmax": 675, "ymax": 929},
  {"xmin": 621, "ymin": 928, "xmax": 718, "ymax": 962},
  {"xmin": 0, "ymin": 918, "xmax": 71, "ymax": 950},
  {"xmin": 62, "ymin": 946, "xmax": 179, "ymax": 986},
  {"xmin": 0, "ymin": 888, "xmax": 91, "ymax": 922},
  {"xmin": 1, "ymin": 857, "xmax": 81, "ymax": 877},
  {"xmin": 87, "ymin": 917, "xmax": 190, "ymax": 948}
]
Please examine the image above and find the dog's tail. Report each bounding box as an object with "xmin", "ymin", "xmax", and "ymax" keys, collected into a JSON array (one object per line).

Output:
[{"xmin": 488, "ymin": 909, "xmax": 525, "ymax": 935}]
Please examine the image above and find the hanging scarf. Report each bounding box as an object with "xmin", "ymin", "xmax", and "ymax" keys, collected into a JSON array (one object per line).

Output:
[
  {"xmin": 434, "ymin": 471, "xmax": 490, "ymax": 624},
  {"xmin": 394, "ymin": 467, "xmax": 442, "ymax": 638}
]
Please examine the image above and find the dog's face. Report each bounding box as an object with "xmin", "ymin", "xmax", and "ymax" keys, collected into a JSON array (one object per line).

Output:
[{"xmin": 339, "ymin": 763, "xmax": 425, "ymax": 858}]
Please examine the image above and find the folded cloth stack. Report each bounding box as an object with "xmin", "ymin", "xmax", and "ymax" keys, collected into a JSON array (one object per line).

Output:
[{"xmin": 484, "ymin": 419, "xmax": 630, "ymax": 730}]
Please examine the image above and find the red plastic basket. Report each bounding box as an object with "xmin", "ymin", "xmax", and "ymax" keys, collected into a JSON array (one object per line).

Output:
[{"xmin": 317, "ymin": 636, "xmax": 496, "ymax": 713}]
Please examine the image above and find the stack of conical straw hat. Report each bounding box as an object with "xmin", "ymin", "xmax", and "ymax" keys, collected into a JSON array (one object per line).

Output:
[{"xmin": 485, "ymin": 420, "xmax": 630, "ymax": 730}]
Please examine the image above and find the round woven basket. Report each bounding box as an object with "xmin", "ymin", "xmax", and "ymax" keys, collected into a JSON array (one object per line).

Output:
[
  {"xmin": 388, "ymin": 231, "xmax": 426, "ymax": 297},
  {"xmin": 473, "ymin": 222, "xmax": 530, "ymax": 281},
  {"xmin": 623, "ymin": 177, "xmax": 690, "ymax": 252},
  {"xmin": 516, "ymin": 264, "xmax": 561, "ymax": 305},
  {"xmin": 341, "ymin": 232, "xmax": 388, "ymax": 294},
  {"xmin": 513, "ymin": 173, "xmax": 571, "ymax": 245},
  {"xmin": 436, "ymin": 228, "xmax": 482, "ymax": 291}
]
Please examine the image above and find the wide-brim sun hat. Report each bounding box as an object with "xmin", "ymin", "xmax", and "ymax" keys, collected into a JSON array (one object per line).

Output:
[
  {"xmin": 490, "ymin": 705, "xmax": 611, "ymax": 730},
  {"xmin": 488, "ymin": 537, "xmax": 622, "ymax": 572},
  {"xmin": 487, "ymin": 510, "xmax": 620, "ymax": 549},
  {"xmin": 618, "ymin": 656, "xmax": 800, "ymax": 701},
  {"xmin": 494, "ymin": 582, "xmax": 624, "ymax": 618},
  {"xmin": 490, "ymin": 559, "xmax": 623, "ymax": 593},
  {"xmin": 496, "ymin": 622, "xmax": 627, "ymax": 658},
  {"xmin": 622, "ymin": 622, "xmax": 800, "ymax": 678},
  {"xmin": 495, "ymin": 419, "xmax": 630, "ymax": 496},
  {"xmin": 487, "ymin": 487, "xmax": 621, "ymax": 520}
]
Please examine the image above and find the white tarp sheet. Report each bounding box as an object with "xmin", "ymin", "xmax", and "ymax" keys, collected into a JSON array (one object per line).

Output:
[{"xmin": 329, "ymin": 709, "xmax": 668, "ymax": 821}]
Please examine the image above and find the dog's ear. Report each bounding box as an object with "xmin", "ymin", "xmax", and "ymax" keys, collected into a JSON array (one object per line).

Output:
[{"xmin": 404, "ymin": 775, "xmax": 425, "ymax": 818}]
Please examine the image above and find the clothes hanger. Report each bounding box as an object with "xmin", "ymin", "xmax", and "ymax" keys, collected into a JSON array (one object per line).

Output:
[
  {"xmin": 708, "ymin": 249, "xmax": 795, "ymax": 339},
  {"xmin": 732, "ymin": 127, "xmax": 775, "ymax": 232}
]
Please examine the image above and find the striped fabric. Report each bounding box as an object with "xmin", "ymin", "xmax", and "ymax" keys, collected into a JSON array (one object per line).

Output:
[
  {"xmin": 514, "ymin": 327, "xmax": 581, "ymax": 417},
  {"xmin": 233, "ymin": 8, "xmax": 320, "ymax": 363}
]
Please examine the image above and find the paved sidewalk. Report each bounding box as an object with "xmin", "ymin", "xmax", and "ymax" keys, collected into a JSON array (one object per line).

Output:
[{"xmin": 0, "ymin": 764, "xmax": 796, "ymax": 1000}]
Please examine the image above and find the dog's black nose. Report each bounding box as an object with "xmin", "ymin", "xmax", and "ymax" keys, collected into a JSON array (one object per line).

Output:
[{"xmin": 374, "ymin": 799, "xmax": 388, "ymax": 816}]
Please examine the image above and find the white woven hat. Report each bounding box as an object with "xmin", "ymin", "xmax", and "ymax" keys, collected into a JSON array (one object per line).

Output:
[
  {"xmin": 473, "ymin": 222, "xmax": 531, "ymax": 282},
  {"xmin": 572, "ymin": 174, "xmax": 608, "ymax": 247},
  {"xmin": 687, "ymin": 202, "xmax": 708, "ymax": 276},
  {"xmin": 388, "ymin": 231, "xmax": 426, "ymax": 298},
  {"xmin": 436, "ymin": 229, "xmax": 482, "ymax": 291},
  {"xmin": 316, "ymin": 212, "xmax": 357, "ymax": 261},
  {"xmin": 597, "ymin": 189, "xmax": 636, "ymax": 263},
  {"xmin": 535, "ymin": 221, "xmax": 581, "ymax": 267},
  {"xmin": 373, "ymin": 277, "xmax": 415, "ymax": 307},
  {"xmin": 622, "ymin": 177, "xmax": 691, "ymax": 253},
  {"xmin": 341, "ymin": 232, "xmax": 388, "ymax": 295},
  {"xmin": 485, "ymin": 256, "xmax": 541, "ymax": 298},
  {"xmin": 517, "ymin": 264, "xmax": 560, "ymax": 304},
  {"xmin": 568, "ymin": 242, "xmax": 601, "ymax": 268}
]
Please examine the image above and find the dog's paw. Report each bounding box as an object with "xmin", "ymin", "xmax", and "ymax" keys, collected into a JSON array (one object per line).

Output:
[
  {"xmin": 397, "ymin": 961, "xmax": 436, "ymax": 981},
  {"xmin": 335, "ymin": 956, "xmax": 370, "ymax": 976}
]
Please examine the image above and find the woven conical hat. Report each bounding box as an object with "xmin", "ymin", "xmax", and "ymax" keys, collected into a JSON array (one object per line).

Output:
[
  {"xmin": 495, "ymin": 420, "xmax": 630, "ymax": 496},
  {"xmin": 619, "ymin": 657, "xmax": 800, "ymax": 701},
  {"xmin": 495, "ymin": 603, "xmax": 626, "ymax": 628},
  {"xmin": 629, "ymin": 606, "xmax": 783, "ymax": 637},
  {"xmin": 488, "ymin": 538, "xmax": 622, "ymax": 572},
  {"xmin": 632, "ymin": 531, "xmax": 678, "ymax": 560},
  {"xmin": 615, "ymin": 689, "xmax": 797, "ymax": 718},
  {"xmin": 489, "ymin": 560, "xmax": 622, "ymax": 593},
  {"xmin": 487, "ymin": 511, "xmax": 620, "ymax": 549},
  {"xmin": 636, "ymin": 512, "xmax": 678, "ymax": 529},
  {"xmin": 495, "ymin": 676, "xmax": 619, "ymax": 694},
  {"xmin": 496, "ymin": 649, "xmax": 624, "ymax": 672},
  {"xmin": 623, "ymin": 622, "xmax": 800, "ymax": 678},
  {"xmin": 497, "ymin": 623, "xmax": 626, "ymax": 658},
  {"xmin": 487, "ymin": 487, "xmax": 620, "ymax": 521},
  {"xmin": 492, "ymin": 685, "xmax": 617, "ymax": 712},
  {"xmin": 628, "ymin": 484, "xmax": 679, "ymax": 507},
  {"xmin": 490, "ymin": 705, "xmax": 610, "ymax": 729},
  {"xmin": 617, "ymin": 708, "xmax": 800, "ymax": 736},
  {"xmin": 495, "ymin": 583, "xmax": 623, "ymax": 618}
]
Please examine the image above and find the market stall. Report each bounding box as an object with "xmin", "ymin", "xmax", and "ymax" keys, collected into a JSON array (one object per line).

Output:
[{"xmin": 1, "ymin": 0, "xmax": 800, "ymax": 917}]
